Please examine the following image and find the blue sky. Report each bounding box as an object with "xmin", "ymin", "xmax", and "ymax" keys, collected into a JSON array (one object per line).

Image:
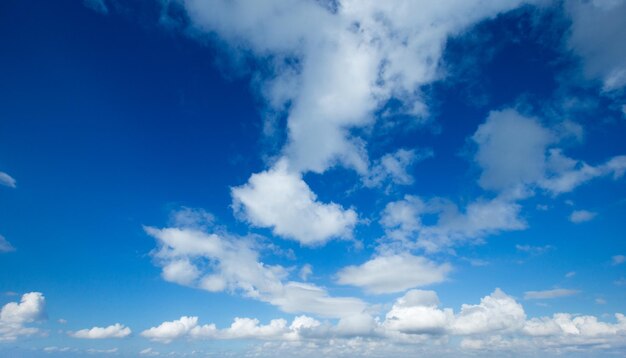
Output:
[{"xmin": 1, "ymin": 0, "xmax": 626, "ymax": 357}]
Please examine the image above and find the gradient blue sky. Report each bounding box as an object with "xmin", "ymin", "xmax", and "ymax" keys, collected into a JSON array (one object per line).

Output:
[{"xmin": 1, "ymin": 0, "xmax": 626, "ymax": 357}]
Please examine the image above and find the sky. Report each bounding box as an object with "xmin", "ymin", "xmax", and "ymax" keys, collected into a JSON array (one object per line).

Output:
[{"xmin": 1, "ymin": 0, "xmax": 626, "ymax": 357}]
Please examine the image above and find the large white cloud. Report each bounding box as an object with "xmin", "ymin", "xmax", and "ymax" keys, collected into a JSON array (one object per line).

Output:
[
  {"xmin": 146, "ymin": 208, "xmax": 366, "ymax": 318},
  {"xmin": 231, "ymin": 160, "xmax": 357, "ymax": 246},
  {"xmin": 0, "ymin": 292, "xmax": 46, "ymax": 341},
  {"xmin": 336, "ymin": 254, "xmax": 451, "ymax": 294},
  {"xmin": 70, "ymin": 323, "xmax": 132, "ymax": 339}
]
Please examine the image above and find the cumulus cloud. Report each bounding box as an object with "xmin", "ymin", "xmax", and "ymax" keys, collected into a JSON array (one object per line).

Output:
[
  {"xmin": 569, "ymin": 210, "xmax": 597, "ymax": 223},
  {"xmin": 231, "ymin": 160, "xmax": 357, "ymax": 246},
  {"xmin": 0, "ymin": 172, "xmax": 16, "ymax": 188},
  {"xmin": 472, "ymin": 109, "xmax": 626, "ymax": 197},
  {"xmin": 524, "ymin": 289, "xmax": 580, "ymax": 300},
  {"xmin": 146, "ymin": 208, "xmax": 366, "ymax": 318},
  {"xmin": 566, "ymin": 0, "xmax": 626, "ymax": 91},
  {"xmin": 336, "ymin": 254, "xmax": 451, "ymax": 294},
  {"xmin": 0, "ymin": 292, "xmax": 46, "ymax": 341},
  {"xmin": 0, "ymin": 235, "xmax": 15, "ymax": 253},
  {"xmin": 381, "ymin": 195, "xmax": 525, "ymax": 252},
  {"xmin": 141, "ymin": 315, "xmax": 320, "ymax": 343},
  {"xmin": 383, "ymin": 290, "xmax": 453, "ymax": 334},
  {"xmin": 70, "ymin": 323, "xmax": 132, "ymax": 339}
]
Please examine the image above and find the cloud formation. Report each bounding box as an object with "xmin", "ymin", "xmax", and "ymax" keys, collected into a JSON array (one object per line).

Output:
[
  {"xmin": 70, "ymin": 323, "xmax": 132, "ymax": 339},
  {"xmin": 0, "ymin": 172, "xmax": 16, "ymax": 188},
  {"xmin": 0, "ymin": 292, "xmax": 46, "ymax": 341}
]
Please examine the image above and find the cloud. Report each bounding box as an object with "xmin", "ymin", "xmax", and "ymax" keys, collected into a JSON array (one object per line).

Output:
[
  {"xmin": 70, "ymin": 323, "xmax": 132, "ymax": 339},
  {"xmin": 524, "ymin": 289, "xmax": 580, "ymax": 300},
  {"xmin": 516, "ymin": 244, "xmax": 554, "ymax": 256},
  {"xmin": 383, "ymin": 290, "xmax": 453, "ymax": 334},
  {"xmin": 381, "ymin": 195, "xmax": 525, "ymax": 252},
  {"xmin": 0, "ymin": 172, "xmax": 16, "ymax": 188},
  {"xmin": 612, "ymin": 255, "xmax": 626, "ymax": 266},
  {"xmin": 569, "ymin": 210, "xmax": 597, "ymax": 223},
  {"xmin": 83, "ymin": 0, "xmax": 108, "ymax": 14},
  {"xmin": 0, "ymin": 235, "xmax": 15, "ymax": 253},
  {"xmin": 141, "ymin": 315, "xmax": 320, "ymax": 343},
  {"xmin": 146, "ymin": 208, "xmax": 366, "ymax": 318},
  {"xmin": 472, "ymin": 109, "xmax": 626, "ymax": 197},
  {"xmin": 364, "ymin": 148, "xmax": 432, "ymax": 189},
  {"xmin": 451, "ymin": 288, "xmax": 526, "ymax": 335},
  {"xmin": 566, "ymin": 0, "xmax": 626, "ymax": 91},
  {"xmin": 231, "ymin": 160, "xmax": 357, "ymax": 246},
  {"xmin": 336, "ymin": 254, "xmax": 451, "ymax": 294},
  {"xmin": 0, "ymin": 292, "xmax": 46, "ymax": 341}
]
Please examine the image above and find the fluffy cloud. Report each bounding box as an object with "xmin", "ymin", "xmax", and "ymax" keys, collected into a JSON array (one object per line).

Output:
[
  {"xmin": 146, "ymin": 208, "xmax": 366, "ymax": 318},
  {"xmin": 566, "ymin": 0, "xmax": 626, "ymax": 91},
  {"xmin": 0, "ymin": 172, "xmax": 16, "ymax": 188},
  {"xmin": 524, "ymin": 289, "xmax": 580, "ymax": 300},
  {"xmin": 336, "ymin": 254, "xmax": 451, "ymax": 294},
  {"xmin": 231, "ymin": 160, "xmax": 357, "ymax": 246},
  {"xmin": 141, "ymin": 315, "xmax": 320, "ymax": 343},
  {"xmin": 0, "ymin": 292, "xmax": 46, "ymax": 341},
  {"xmin": 182, "ymin": 0, "xmax": 532, "ymax": 175},
  {"xmin": 70, "ymin": 323, "xmax": 132, "ymax": 339},
  {"xmin": 569, "ymin": 210, "xmax": 597, "ymax": 223},
  {"xmin": 472, "ymin": 109, "xmax": 626, "ymax": 197},
  {"xmin": 0, "ymin": 235, "xmax": 15, "ymax": 253},
  {"xmin": 383, "ymin": 290, "xmax": 453, "ymax": 334},
  {"xmin": 381, "ymin": 195, "xmax": 525, "ymax": 252},
  {"xmin": 451, "ymin": 288, "xmax": 526, "ymax": 335}
]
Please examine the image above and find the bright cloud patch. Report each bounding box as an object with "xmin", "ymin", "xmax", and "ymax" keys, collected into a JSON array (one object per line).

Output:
[
  {"xmin": 146, "ymin": 208, "xmax": 366, "ymax": 318},
  {"xmin": 0, "ymin": 292, "xmax": 46, "ymax": 341},
  {"xmin": 336, "ymin": 254, "xmax": 451, "ymax": 294},
  {"xmin": 70, "ymin": 323, "xmax": 132, "ymax": 339},
  {"xmin": 0, "ymin": 172, "xmax": 16, "ymax": 188},
  {"xmin": 231, "ymin": 160, "xmax": 357, "ymax": 246}
]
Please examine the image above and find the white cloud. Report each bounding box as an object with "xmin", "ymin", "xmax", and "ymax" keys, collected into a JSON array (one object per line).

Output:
[
  {"xmin": 569, "ymin": 210, "xmax": 597, "ymax": 223},
  {"xmin": 524, "ymin": 289, "xmax": 580, "ymax": 300},
  {"xmin": 381, "ymin": 195, "xmax": 525, "ymax": 252},
  {"xmin": 298, "ymin": 264, "xmax": 312, "ymax": 281},
  {"xmin": 180, "ymin": 0, "xmax": 535, "ymax": 177},
  {"xmin": 70, "ymin": 323, "xmax": 132, "ymax": 339},
  {"xmin": 146, "ymin": 208, "xmax": 366, "ymax": 318},
  {"xmin": 516, "ymin": 244, "xmax": 554, "ymax": 256},
  {"xmin": 364, "ymin": 148, "xmax": 432, "ymax": 188},
  {"xmin": 566, "ymin": 0, "xmax": 626, "ymax": 91},
  {"xmin": 383, "ymin": 290, "xmax": 453, "ymax": 335},
  {"xmin": 0, "ymin": 172, "xmax": 16, "ymax": 188},
  {"xmin": 472, "ymin": 109, "xmax": 626, "ymax": 197},
  {"xmin": 231, "ymin": 160, "xmax": 357, "ymax": 246},
  {"xmin": 565, "ymin": 271, "xmax": 576, "ymax": 278},
  {"xmin": 141, "ymin": 315, "xmax": 321, "ymax": 343},
  {"xmin": 336, "ymin": 254, "xmax": 451, "ymax": 294},
  {"xmin": 0, "ymin": 292, "xmax": 46, "ymax": 341},
  {"xmin": 451, "ymin": 288, "xmax": 526, "ymax": 335},
  {"xmin": 0, "ymin": 235, "xmax": 15, "ymax": 253},
  {"xmin": 612, "ymin": 255, "xmax": 626, "ymax": 266}
]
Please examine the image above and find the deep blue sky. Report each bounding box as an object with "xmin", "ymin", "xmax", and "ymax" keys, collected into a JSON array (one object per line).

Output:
[{"xmin": 1, "ymin": 1, "xmax": 626, "ymax": 357}]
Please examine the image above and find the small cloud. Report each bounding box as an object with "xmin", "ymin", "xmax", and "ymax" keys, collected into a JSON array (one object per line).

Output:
[
  {"xmin": 565, "ymin": 271, "xmax": 576, "ymax": 278},
  {"xmin": 70, "ymin": 323, "xmax": 131, "ymax": 339},
  {"xmin": 524, "ymin": 288, "xmax": 580, "ymax": 300},
  {"xmin": 612, "ymin": 255, "xmax": 626, "ymax": 266},
  {"xmin": 140, "ymin": 348, "xmax": 160, "ymax": 356},
  {"xmin": 0, "ymin": 172, "xmax": 16, "ymax": 188},
  {"xmin": 0, "ymin": 235, "xmax": 15, "ymax": 253},
  {"xmin": 58, "ymin": 318, "xmax": 68, "ymax": 324},
  {"xmin": 595, "ymin": 298, "xmax": 607, "ymax": 305},
  {"xmin": 299, "ymin": 264, "xmax": 313, "ymax": 281},
  {"xmin": 83, "ymin": 0, "xmax": 108, "ymax": 14},
  {"xmin": 536, "ymin": 204, "xmax": 549, "ymax": 211},
  {"xmin": 569, "ymin": 210, "xmax": 597, "ymax": 223},
  {"xmin": 516, "ymin": 244, "xmax": 554, "ymax": 256}
]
